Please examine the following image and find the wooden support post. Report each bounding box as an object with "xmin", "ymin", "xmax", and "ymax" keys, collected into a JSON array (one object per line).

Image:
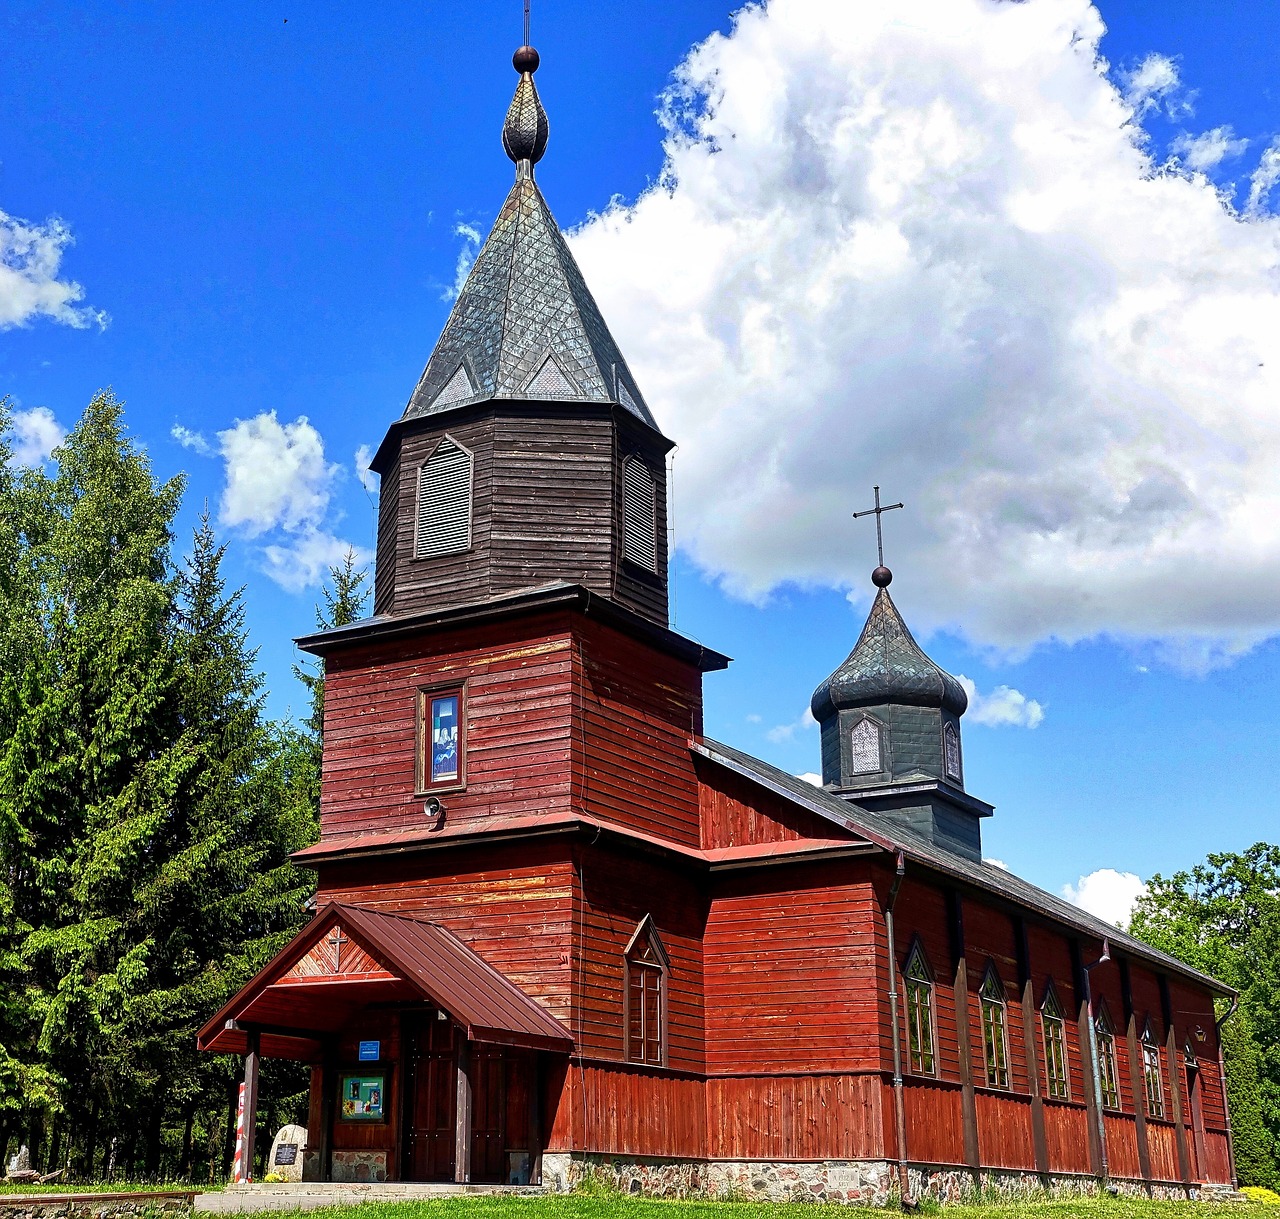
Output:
[
  {"xmin": 1015, "ymin": 917, "xmax": 1050, "ymax": 1178},
  {"xmin": 528, "ymin": 1055, "xmax": 543, "ymax": 1186},
  {"xmin": 242, "ymin": 1030, "xmax": 261, "ymax": 1183},
  {"xmin": 1071, "ymin": 939, "xmax": 1105, "ymax": 1180},
  {"xmin": 1160, "ymin": 976, "xmax": 1193, "ymax": 1189},
  {"xmin": 454, "ymin": 1036, "xmax": 472, "ymax": 1184},
  {"xmin": 1120, "ymin": 960, "xmax": 1153, "ymax": 1187},
  {"xmin": 317, "ymin": 1040, "xmax": 338, "ymax": 1183},
  {"xmin": 947, "ymin": 890, "xmax": 980, "ymax": 1173}
]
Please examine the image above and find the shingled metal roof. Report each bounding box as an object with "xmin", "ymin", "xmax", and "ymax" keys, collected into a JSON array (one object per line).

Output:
[
  {"xmin": 694, "ymin": 737, "xmax": 1233, "ymax": 998},
  {"xmin": 811, "ymin": 586, "xmax": 969, "ymax": 720},
  {"xmin": 403, "ymin": 173, "xmax": 656, "ymax": 429}
]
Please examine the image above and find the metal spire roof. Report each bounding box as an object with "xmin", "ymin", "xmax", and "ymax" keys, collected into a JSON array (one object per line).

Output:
[
  {"xmin": 402, "ymin": 45, "xmax": 657, "ymax": 430},
  {"xmin": 811, "ymin": 578, "xmax": 969, "ymax": 720}
]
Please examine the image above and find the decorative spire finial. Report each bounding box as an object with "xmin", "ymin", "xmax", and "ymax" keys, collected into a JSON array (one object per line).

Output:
[
  {"xmin": 851, "ymin": 486, "xmax": 903, "ymax": 588},
  {"xmin": 503, "ymin": 1, "xmax": 548, "ymax": 173}
]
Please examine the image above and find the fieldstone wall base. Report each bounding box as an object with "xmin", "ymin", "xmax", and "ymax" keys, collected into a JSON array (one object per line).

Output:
[
  {"xmin": 540, "ymin": 1152, "xmax": 1206, "ymax": 1205},
  {"xmin": 329, "ymin": 1149, "xmax": 388, "ymax": 1183},
  {"xmin": 0, "ymin": 1201, "xmax": 191, "ymax": 1219}
]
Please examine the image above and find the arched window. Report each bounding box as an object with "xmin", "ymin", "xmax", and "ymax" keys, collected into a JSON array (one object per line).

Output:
[
  {"xmin": 902, "ymin": 940, "xmax": 936, "ymax": 1076},
  {"xmin": 1040, "ymin": 981, "xmax": 1070, "ymax": 1099},
  {"xmin": 622, "ymin": 457, "xmax": 658, "ymax": 573},
  {"xmin": 1142, "ymin": 1020, "xmax": 1165, "ymax": 1118},
  {"xmin": 849, "ymin": 716, "xmax": 883, "ymax": 775},
  {"xmin": 414, "ymin": 436, "xmax": 473, "ymax": 559},
  {"xmin": 624, "ymin": 916, "xmax": 669, "ymax": 1065},
  {"xmin": 1095, "ymin": 1004, "xmax": 1122, "ymax": 1110},
  {"xmin": 943, "ymin": 721, "xmax": 962, "ymax": 783},
  {"xmin": 979, "ymin": 963, "xmax": 1010, "ymax": 1089}
]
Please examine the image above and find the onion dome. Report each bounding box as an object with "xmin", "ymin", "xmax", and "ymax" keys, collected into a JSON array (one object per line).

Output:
[
  {"xmin": 502, "ymin": 45, "xmax": 549, "ymax": 169},
  {"xmin": 811, "ymin": 570, "xmax": 968, "ymax": 722}
]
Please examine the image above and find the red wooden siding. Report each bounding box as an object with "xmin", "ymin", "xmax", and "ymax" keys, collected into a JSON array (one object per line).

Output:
[
  {"xmin": 705, "ymin": 862, "xmax": 883, "ymax": 1075},
  {"xmin": 320, "ymin": 614, "xmax": 578, "ymax": 840},
  {"xmin": 1044, "ymin": 1101, "xmax": 1092, "ymax": 1174},
  {"xmin": 546, "ymin": 1061, "xmax": 706, "ymax": 1158},
  {"xmin": 329, "ymin": 1009, "xmax": 404, "ymax": 1160},
  {"xmin": 888, "ymin": 879, "xmax": 960, "ymax": 1084},
  {"xmin": 317, "ymin": 843, "xmax": 576, "ymax": 1027},
  {"xmin": 707, "ymin": 1074, "xmax": 884, "ymax": 1161},
  {"xmin": 901, "ymin": 1080, "xmax": 965, "ymax": 1165},
  {"xmin": 574, "ymin": 844, "xmax": 707, "ymax": 1072},
  {"xmin": 696, "ymin": 760, "xmax": 847, "ymax": 851},
  {"xmin": 573, "ymin": 618, "xmax": 704, "ymax": 849},
  {"xmin": 975, "ymin": 1092, "xmax": 1037, "ymax": 1170}
]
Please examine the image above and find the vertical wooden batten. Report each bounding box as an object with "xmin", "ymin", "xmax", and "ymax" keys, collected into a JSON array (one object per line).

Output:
[
  {"xmin": 1120, "ymin": 958, "xmax": 1153, "ymax": 1186},
  {"xmin": 947, "ymin": 889, "xmax": 980, "ymax": 1173},
  {"xmin": 1161, "ymin": 975, "xmax": 1193, "ymax": 1189},
  {"xmin": 1015, "ymin": 917, "xmax": 1050, "ymax": 1177}
]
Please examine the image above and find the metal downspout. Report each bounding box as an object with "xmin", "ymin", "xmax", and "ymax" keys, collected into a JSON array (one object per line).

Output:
[
  {"xmin": 1215, "ymin": 996, "xmax": 1241, "ymax": 1190},
  {"xmin": 884, "ymin": 851, "xmax": 913, "ymax": 1208},
  {"xmin": 1083, "ymin": 940, "xmax": 1112, "ymax": 1187}
]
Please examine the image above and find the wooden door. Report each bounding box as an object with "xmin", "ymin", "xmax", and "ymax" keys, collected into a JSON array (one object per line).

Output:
[
  {"xmin": 1186, "ymin": 1063, "xmax": 1207, "ymax": 1181},
  {"xmin": 404, "ymin": 1014, "xmax": 456, "ymax": 1182},
  {"xmin": 470, "ymin": 1044, "xmax": 506, "ymax": 1183}
]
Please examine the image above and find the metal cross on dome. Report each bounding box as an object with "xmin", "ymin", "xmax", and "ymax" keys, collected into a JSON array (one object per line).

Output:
[
  {"xmin": 852, "ymin": 486, "xmax": 903, "ymax": 582},
  {"xmin": 327, "ymin": 927, "xmax": 349, "ymax": 973}
]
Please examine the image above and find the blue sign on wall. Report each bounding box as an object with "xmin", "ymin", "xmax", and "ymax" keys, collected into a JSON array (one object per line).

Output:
[{"xmin": 358, "ymin": 1040, "xmax": 380, "ymax": 1062}]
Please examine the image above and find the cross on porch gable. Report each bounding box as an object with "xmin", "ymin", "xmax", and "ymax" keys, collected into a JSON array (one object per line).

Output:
[{"xmin": 326, "ymin": 926, "xmax": 349, "ymax": 973}]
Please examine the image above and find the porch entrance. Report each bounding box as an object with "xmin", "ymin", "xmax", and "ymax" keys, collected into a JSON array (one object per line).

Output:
[{"xmin": 402, "ymin": 1011, "xmax": 539, "ymax": 1184}]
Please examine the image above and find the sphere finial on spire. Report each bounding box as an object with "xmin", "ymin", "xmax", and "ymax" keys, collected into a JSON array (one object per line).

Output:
[{"xmin": 503, "ymin": 0, "xmax": 548, "ymax": 170}]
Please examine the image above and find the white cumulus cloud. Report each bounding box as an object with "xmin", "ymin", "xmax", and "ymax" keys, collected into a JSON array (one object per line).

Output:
[
  {"xmin": 1062, "ymin": 868, "xmax": 1147, "ymax": 928},
  {"xmin": 6, "ymin": 406, "xmax": 66, "ymax": 467},
  {"xmin": 0, "ymin": 210, "xmax": 105, "ymax": 330},
  {"xmin": 1170, "ymin": 126, "xmax": 1248, "ymax": 174},
  {"xmin": 218, "ymin": 412, "xmax": 338, "ymax": 538},
  {"xmin": 568, "ymin": 0, "xmax": 1280, "ymax": 670},
  {"xmin": 171, "ymin": 423, "xmax": 213, "ymax": 456},
  {"xmin": 216, "ymin": 410, "xmax": 368, "ymax": 590},
  {"xmin": 797, "ymin": 771, "xmax": 823, "ymax": 786},
  {"xmin": 1247, "ymin": 137, "xmax": 1280, "ymax": 217},
  {"xmin": 957, "ymin": 675, "xmax": 1045, "ymax": 728}
]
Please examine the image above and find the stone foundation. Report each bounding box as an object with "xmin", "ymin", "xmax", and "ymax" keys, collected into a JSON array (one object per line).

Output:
[
  {"xmin": 540, "ymin": 1152, "xmax": 1205, "ymax": 1205},
  {"xmin": 329, "ymin": 1150, "xmax": 388, "ymax": 1183},
  {"xmin": 0, "ymin": 1198, "xmax": 192, "ymax": 1219}
]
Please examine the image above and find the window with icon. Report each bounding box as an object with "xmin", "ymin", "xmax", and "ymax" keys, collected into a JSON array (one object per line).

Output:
[{"xmin": 417, "ymin": 687, "xmax": 465, "ymax": 792}]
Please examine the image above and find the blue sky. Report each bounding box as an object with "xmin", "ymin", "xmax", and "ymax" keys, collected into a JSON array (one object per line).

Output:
[{"xmin": 4, "ymin": 0, "xmax": 1280, "ymax": 921}]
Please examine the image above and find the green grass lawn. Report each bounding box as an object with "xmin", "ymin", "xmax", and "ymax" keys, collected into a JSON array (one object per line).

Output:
[
  {"xmin": 0, "ymin": 1181, "xmax": 203, "ymax": 1195},
  {"xmin": 265, "ymin": 1198, "xmax": 1263, "ymax": 1219}
]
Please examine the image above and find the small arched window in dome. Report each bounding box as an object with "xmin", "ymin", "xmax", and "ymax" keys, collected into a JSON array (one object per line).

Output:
[
  {"xmin": 943, "ymin": 721, "xmax": 962, "ymax": 783},
  {"xmin": 849, "ymin": 717, "xmax": 882, "ymax": 775},
  {"xmin": 622, "ymin": 457, "xmax": 658, "ymax": 572}
]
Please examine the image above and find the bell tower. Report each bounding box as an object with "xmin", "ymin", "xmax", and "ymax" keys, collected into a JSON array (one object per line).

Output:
[{"xmin": 368, "ymin": 45, "xmax": 672, "ymax": 626}]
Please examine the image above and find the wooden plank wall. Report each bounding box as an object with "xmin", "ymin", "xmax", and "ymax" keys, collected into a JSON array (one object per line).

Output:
[
  {"xmin": 574, "ymin": 843, "xmax": 707, "ymax": 1071},
  {"xmin": 317, "ymin": 842, "xmax": 576, "ymax": 1028},
  {"xmin": 574, "ymin": 618, "xmax": 704, "ymax": 849},
  {"xmin": 696, "ymin": 760, "xmax": 850, "ymax": 851},
  {"xmin": 379, "ymin": 415, "xmax": 497, "ymax": 617},
  {"xmin": 704, "ymin": 861, "xmax": 883, "ymax": 1075},
  {"xmin": 707, "ymin": 1074, "xmax": 883, "ymax": 1161},
  {"xmin": 321, "ymin": 614, "xmax": 577, "ymax": 840},
  {"xmin": 546, "ymin": 1061, "xmax": 706, "ymax": 1158},
  {"xmin": 372, "ymin": 407, "xmax": 670, "ymax": 627},
  {"xmin": 882, "ymin": 870, "xmax": 1231, "ymax": 1184}
]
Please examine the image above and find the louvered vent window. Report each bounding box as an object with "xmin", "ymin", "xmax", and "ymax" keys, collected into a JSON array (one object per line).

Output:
[
  {"xmin": 622, "ymin": 459, "xmax": 658, "ymax": 573},
  {"xmin": 414, "ymin": 438, "xmax": 473, "ymax": 560},
  {"xmin": 850, "ymin": 717, "xmax": 882, "ymax": 774}
]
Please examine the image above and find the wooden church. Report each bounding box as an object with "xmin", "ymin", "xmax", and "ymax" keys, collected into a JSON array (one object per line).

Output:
[{"xmin": 198, "ymin": 41, "xmax": 1237, "ymax": 1203}]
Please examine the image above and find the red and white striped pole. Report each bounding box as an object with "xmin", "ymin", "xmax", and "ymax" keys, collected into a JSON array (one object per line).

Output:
[{"xmin": 231, "ymin": 1083, "xmax": 248, "ymax": 1183}]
